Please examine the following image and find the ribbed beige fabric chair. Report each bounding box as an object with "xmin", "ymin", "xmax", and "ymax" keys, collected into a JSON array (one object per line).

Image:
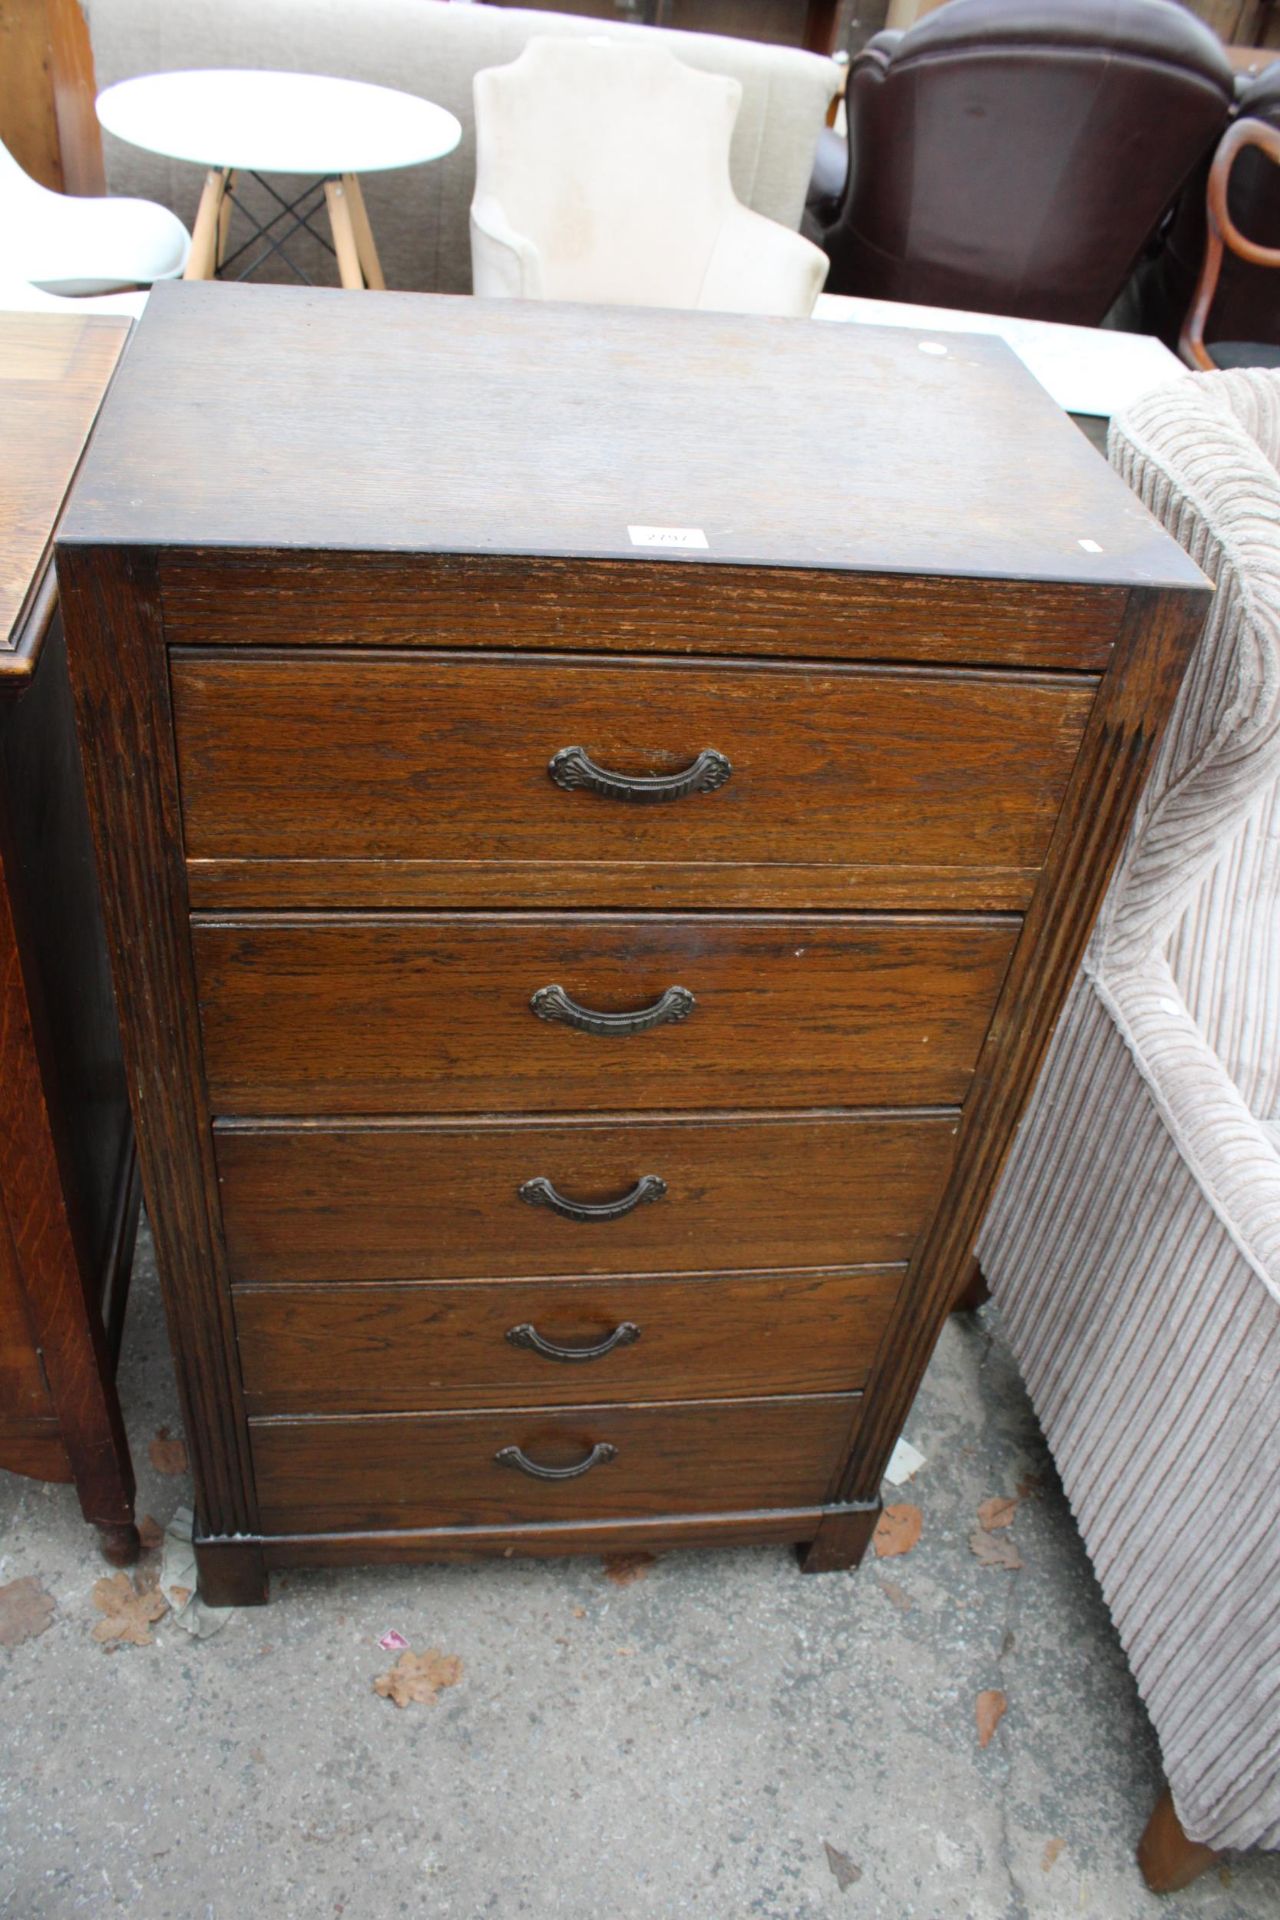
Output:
[{"xmin": 976, "ymin": 369, "xmax": 1280, "ymax": 1890}]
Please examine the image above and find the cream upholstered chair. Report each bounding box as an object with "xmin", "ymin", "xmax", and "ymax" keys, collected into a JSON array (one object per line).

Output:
[
  {"xmin": 0, "ymin": 134, "xmax": 188, "ymax": 296},
  {"xmin": 470, "ymin": 37, "xmax": 828, "ymax": 315},
  {"xmin": 975, "ymin": 371, "xmax": 1280, "ymax": 1889}
]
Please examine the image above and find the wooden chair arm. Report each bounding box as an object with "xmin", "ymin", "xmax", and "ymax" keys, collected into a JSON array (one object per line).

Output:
[{"xmin": 1181, "ymin": 117, "xmax": 1280, "ymax": 370}]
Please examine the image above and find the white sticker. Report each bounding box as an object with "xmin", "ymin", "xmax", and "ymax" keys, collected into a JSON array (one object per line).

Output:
[
  {"xmin": 628, "ymin": 525, "xmax": 709, "ymax": 550},
  {"xmin": 918, "ymin": 340, "xmax": 948, "ymax": 356},
  {"xmin": 1078, "ymin": 538, "xmax": 1104, "ymax": 553}
]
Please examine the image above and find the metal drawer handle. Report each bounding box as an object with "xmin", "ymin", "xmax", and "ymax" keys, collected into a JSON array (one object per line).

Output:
[
  {"xmin": 519, "ymin": 1173, "xmax": 666, "ymax": 1222},
  {"xmin": 495, "ymin": 1441, "xmax": 619, "ymax": 1481},
  {"xmin": 506, "ymin": 1321, "xmax": 641, "ymax": 1363},
  {"xmin": 530, "ymin": 982, "xmax": 695, "ymax": 1036},
  {"xmin": 549, "ymin": 744, "xmax": 732, "ymax": 804}
]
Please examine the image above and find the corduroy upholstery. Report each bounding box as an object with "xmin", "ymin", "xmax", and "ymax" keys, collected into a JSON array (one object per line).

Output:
[{"xmin": 977, "ymin": 370, "xmax": 1280, "ymax": 1854}]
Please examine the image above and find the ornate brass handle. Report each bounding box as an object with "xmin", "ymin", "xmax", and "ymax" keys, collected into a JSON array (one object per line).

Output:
[
  {"xmin": 519, "ymin": 1174, "xmax": 666, "ymax": 1222},
  {"xmin": 549, "ymin": 745, "xmax": 732, "ymax": 804},
  {"xmin": 494, "ymin": 1441, "xmax": 619, "ymax": 1480},
  {"xmin": 530, "ymin": 983, "xmax": 695, "ymax": 1036},
  {"xmin": 506, "ymin": 1322, "xmax": 641, "ymax": 1362}
]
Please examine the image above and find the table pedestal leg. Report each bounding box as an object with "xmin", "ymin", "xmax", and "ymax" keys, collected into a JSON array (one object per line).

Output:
[
  {"xmin": 324, "ymin": 177, "xmax": 366, "ymax": 290},
  {"xmin": 342, "ymin": 174, "xmax": 386, "ymax": 290},
  {"xmin": 185, "ymin": 167, "xmax": 229, "ymax": 281}
]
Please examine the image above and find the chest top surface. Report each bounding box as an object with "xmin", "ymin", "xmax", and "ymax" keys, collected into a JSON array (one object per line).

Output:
[
  {"xmin": 1, "ymin": 312, "xmax": 129, "ymax": 668},
  {"xmin": 60, "ymin": 281, "xmax": 1203, "ymax": 593}
]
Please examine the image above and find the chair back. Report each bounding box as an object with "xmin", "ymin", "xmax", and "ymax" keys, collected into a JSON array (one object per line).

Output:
[
  {"xmin": 1182, "ymin": 119, "xmax": 1280, "ymax": 367},
  {"xmin": 473, "ymin": 36, "xmax": 741, "ymax": 306},
  {"xmin": 823, "ymin": 0, "xmax": 1234, "ymax": 323}
]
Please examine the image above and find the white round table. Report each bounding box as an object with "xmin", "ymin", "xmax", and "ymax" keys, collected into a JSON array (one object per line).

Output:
[{"xmin": 97, "ymin": 70, "xmax": 462, "ymax": 290}]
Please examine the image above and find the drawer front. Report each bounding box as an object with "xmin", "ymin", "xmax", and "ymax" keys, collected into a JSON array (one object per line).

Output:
[
  {"xmin": 249, "ymin": 1392, "xmax": 858, "ymax": 1531},
  {"xmin": 171, "ymin": 650, "xmax": 1094, "ymax": 909},
  {"xmin": 193, "ymin": 913, "xmax": 1018, "ymax": 1115},
  {"xmin": 215, "ymin": 1111, "xmax": 959, "ymax": 1283},
  {"xmin": 234, "ymin": 1268, "xmax": 902, "ymax": 1414}
]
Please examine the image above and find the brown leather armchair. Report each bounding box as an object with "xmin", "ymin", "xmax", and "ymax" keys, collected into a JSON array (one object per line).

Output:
[{"xmin": 819, "ymin": 0, "xmax": 1235, "ymax": 323}]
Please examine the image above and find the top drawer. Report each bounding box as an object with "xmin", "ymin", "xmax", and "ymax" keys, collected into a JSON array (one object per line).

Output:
[{"xmin": 170, "ymin": 650, "xmax": 1095, "ymax": 912}]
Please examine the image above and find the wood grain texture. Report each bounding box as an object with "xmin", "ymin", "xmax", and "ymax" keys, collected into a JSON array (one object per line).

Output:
[
  {"xmin": 215, "ymin": 1110, "xmax": 959, "ymax": 1284},
  {"xmin": 0, "ymin": 314, "xmax": 127, "ymax": 680},
  {"xmin": 839, "ymin": 585, "xmax": 1211, "ymax": 1503},
  {"xmin": 234, "ymin": 1267, "xmax": 903, "ymax": 1414},
  {"xmin": 249, "ymin": 1392, "xmax": 859, "ymax": 1532},
  {"xmin": 171, "ymin": 649, "xmax": 1095, "ymax": 910},
  {"xmin": 63, "ymin": 284, "xmax": 1207, "ymax": 594},
  {"xmin": 0, "ymin": 0, "xmax": 104, "ymax": 194},
  {"xmin": 193, "ymin": 912, "xmax": 1019, "ymax": 1116},
  {"xmin": 57, "ymin": 544, "xmax": 257, "ymax": 1539},
  {"xmin": 158, "ymin": 550, "xmax": 1125, "ymax": 673}
]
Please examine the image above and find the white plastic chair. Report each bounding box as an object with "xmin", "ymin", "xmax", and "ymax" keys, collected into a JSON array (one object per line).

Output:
[
  {"xmin": 471, "ymin": 37, "xmax": 828, "ymax": 316},
  {"xmin": 1, "ymin": 134, "xmax": 188, "ymax": 297}
]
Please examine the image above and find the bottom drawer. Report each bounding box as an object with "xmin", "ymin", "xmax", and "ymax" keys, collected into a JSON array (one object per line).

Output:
[{"xmin": 249, "ymin": 1393, "xmax": 859, "ymax": 1532}]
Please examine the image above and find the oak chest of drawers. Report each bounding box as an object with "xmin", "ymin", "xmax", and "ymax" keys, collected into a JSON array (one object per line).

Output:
[{"xmin": 57, "ymin": 283, "xmax": 1208, "ymax": 1603}]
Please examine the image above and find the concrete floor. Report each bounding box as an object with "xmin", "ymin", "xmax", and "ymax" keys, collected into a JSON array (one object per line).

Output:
[{"xmin": 3, "ymin": 1230, "xmax": 1279, "ymax": 1920}]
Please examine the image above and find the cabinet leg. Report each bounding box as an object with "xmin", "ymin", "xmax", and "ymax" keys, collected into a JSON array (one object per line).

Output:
[
  {"xmin": 952, "ymin": 1256, "xmax": 992, "ymax": 1314},
  {"xmin": 1138, "ymin": 1785, "xmax": 1222, "ymax": 1893},
  {"xmin": 97, "ymin": 1522, "xmax": 141, "ymax": 1567},
  {"xmin": 195, "ymin": 1535, "xmax": 269, "ymax": 1607},
  {"xmin": 797, "ymin": 1502, "xmax": 881, "ymax": 1573}
]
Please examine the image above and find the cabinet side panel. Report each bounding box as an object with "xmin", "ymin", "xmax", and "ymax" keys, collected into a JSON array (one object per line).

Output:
[
  {"xmin": 838, "ymin": 584, "xmax": 1211, "ymax": 1501},
  {"xmin": 57, "ymin": 543, "xmax": 256, "ymax": 1537}
]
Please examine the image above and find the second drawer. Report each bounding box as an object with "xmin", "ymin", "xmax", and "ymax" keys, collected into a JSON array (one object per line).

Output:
[{"xmin": 233, "ymin": 1267, "xmax": 904, "ymax": 1414}]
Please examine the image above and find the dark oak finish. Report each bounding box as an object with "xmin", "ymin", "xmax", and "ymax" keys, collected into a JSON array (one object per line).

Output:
[
  {"xmin": 234, "ymin": 1267, "xmax": 904, "ymax": 1413},
  {"xmin": 249, "ymin": 1392, "xmax": 859, "ymax": 1532},
  {"xmin": 215, "ymin": 1110, "xmax": 959, "ymax": 1284},
  {"xmin": 160, "ymin": 550, "xmax": 1124, "ymax": 673},
  {"xmin": 56, "ymin": 286, "xmax": 1210, "ymax": 1596},
  {"xmin": 171, "ymin": 649, "xmax": 1095, "ymax": 911},
  {"xmin": 193, "ymin": 912, "xmax": 1018, "ymax": 1116},
  {"xmin": 0, "ymin": 313, "xmax": 140, "ymax": 1561}
]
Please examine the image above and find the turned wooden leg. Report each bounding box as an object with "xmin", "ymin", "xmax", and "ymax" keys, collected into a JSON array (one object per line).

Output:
[
  {"xmin": 195, "ymin": 1535, "xmax": 269, "ymax": 1607},
  {"xmin": 185, "ymin": 168, "xmax": 228, "ymax": 281},
  {"xmin": 797, "ymin": 1501, "xmax": 881, "ymax": 1573},
  {"xmin": 97, "ymin": 1522, "xmax": 141, "ymax": 1567},
  {"xmin": 952, "ymin": 1256, "xmax": 992, "ymax": 1314},
  {"xmin": 324, "ymin": 178, "xmax": 365, "ymax": 290},
  {"xmin": 1138, "ymin": 1785, "xmax": 1222, "ymax": 1893},
  {"xmin": 342, "ymin": 175, "xmax": 386, "ymax": 289}
]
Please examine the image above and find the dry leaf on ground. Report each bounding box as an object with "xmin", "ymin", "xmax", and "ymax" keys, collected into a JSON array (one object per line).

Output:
[
  {"xmin": 373, "ymin": 1647, "xmax": 463, "ymax": 1708},
  {"xmin": 91, "ymin": 1571, "xmax": 168, "ymax": 1648},
  {"xmin": 1042, "ymin": 1837, "xmax": 1065, "ymax": 1872},
  {"xmin": 0, "ymin": 1576, "xmax": 55, "ymax": 1649},
  {"xmin": 873, "ymin": 1504, "xmax": 922, "ymax": 1559},
  {"xmin": 977, "ymin": 1495, "xmax": 1019, "ymax": 1532},
  {"xmin": 601, "ymin": 1551, "xmax": 655, "ymax": 1586},
  {"xmin": 877, "ymin": 1578, "xmax": 912, "ymax": 1612},
  {"xmin": 969, "ymin": 1529, "xmax": 1023, "ymax": 1571},
  {"xmin": 976, "ymin": 1689, "xmax": 1007, "ymax": 1748},
  {"xmin": 148, "ymin": 1428, "xmax": 188, "ymax": 1476},
  {"xmin": 824, "ymin": 1842, "xmax": 862, "ymax": 1890},
  {"xmin": 136, "ymin": 1514, "xmax": 165, "ymax": 1554}
]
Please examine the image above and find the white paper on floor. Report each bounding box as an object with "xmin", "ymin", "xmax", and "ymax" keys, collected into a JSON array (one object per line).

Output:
[
  {"xmin": 883, "ymin": 1437, "xmax": 926, "ymax": 1488},
  {"xmin": 160, "ymin": 1506, "xmax": 235, "ymax": 1638}
]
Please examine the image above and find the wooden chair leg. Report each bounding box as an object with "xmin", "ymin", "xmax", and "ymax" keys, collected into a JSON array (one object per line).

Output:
[
  {"xmin": 342, "ymin": 174, "xmax": 386, "ymax": 290},
  {"xmin": 97, "ymin": 1522, "xmax": 141, "ymax": 1567},
  {"xmin": 185, "ymin": 168, "xmax": 227, "ymax": 281},
  {"xmin": 216, "ymin": 170, "xmax": 236, "ymax": 272},
  {"xmin": 1138, "ymin": 1785, "xmax": 1222, "ymax": 1893},
  {"xmin": 324, "ymin": 178, "xmax": 365, "ymax": 290},
  {"xmin": 952, "ymin": 1256, "xmax": 992, "ymax": 1314}
]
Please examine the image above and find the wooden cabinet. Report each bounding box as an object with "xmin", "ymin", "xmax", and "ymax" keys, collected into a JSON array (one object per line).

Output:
[
  {"xmin": 0, "ymin": 313, "xmax": 140, "ymax": 1564},
  {"xmin": 57, "ymin": 284, "xmax": 1209, "ymax": 1602}
]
